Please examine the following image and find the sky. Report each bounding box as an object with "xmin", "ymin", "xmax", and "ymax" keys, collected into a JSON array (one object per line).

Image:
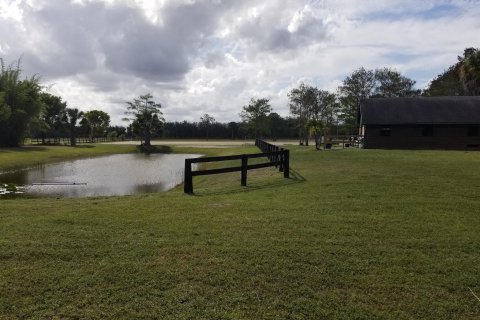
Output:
[{"xmin": 0, "ymin": 0, "xmax": 479, "ymax": 125}]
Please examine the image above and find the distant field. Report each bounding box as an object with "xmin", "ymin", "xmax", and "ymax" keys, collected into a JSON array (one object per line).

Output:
[
  {"xmin": 1, "ymin": 144, "xmax": 479, "ymax": 319},
  {"xmin": 108, "ymin": 138, "xmax": 298, "ymax": 148}
]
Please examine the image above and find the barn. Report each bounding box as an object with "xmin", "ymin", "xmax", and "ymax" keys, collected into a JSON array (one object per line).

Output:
[{"xmin": 360, "ymin": 96, "xmax": 480, "ymax": 150}]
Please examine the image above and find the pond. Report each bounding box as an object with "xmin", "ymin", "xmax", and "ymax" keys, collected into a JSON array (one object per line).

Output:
[{"xmin": 0, "ymin": 153, "xmax": 200, "ymax": 198}]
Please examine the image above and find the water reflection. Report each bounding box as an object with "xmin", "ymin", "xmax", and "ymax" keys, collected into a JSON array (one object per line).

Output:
[{"xmin": 0, "ymin": 153, "xmax": 200, "ymax": 198}]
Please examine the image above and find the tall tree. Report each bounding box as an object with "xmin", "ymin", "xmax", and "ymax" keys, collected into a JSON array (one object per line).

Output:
[
  {"xmin": 424, "ymin": 47, "xmax": 478, "ymax": 96},
  {"xmin": 459, "ymin": 49, "xmax": 480, "ymax": 95},
  {"xmin": 0, "ymin": 58, "xmax": 43, "ymax": 147},
  {"xmin": 338, "ymin": 67, "xmax": 376, "ymax": 134},
  {"xmin": 240, "ymin": 98, "xmax": 272, "ymax": 139},
  {"xmin": 339, "ymin": 67, "xmax": 418, "ymax": 133},
  {"xmin": 374, "ymin": 68, "xmax": 418, "ymax": 97},
  {"xmin": 106, "ymin": 125, "xmax": 127, "ymax": 140},
  {"xmin": 308, "ymin": 90, "xmax": 339, "ymax": 150},
  {"xmin": 288, "ymin": 83, "xmax": 316, "ymax": 146},
  {"xmin": 82, "ymin": 110, "xmax": 110, "ymax": 141},
  {"xmin": 39, "ymin": 92, "xmax": 67, "ymax": 143},
  {"xmin": 424, "ymin": 64, "xmax": 464, "ymax": 96},
  {"xmin": 268, "ymin": 112, "xmax": 288, "ymax": 141},
  {"xmin": 200, "ymin": 113, "xmax": 215, "ymax": 140},
  {"xmin": 124, "ymin": 93, "xmax": 164, "ymax": 146},
  {"xmin": 227, "ymin": 121, "xmax": 239, "ymax": 140},
  {"xmin": 66, "ymin": 108, "xmax": 83, "ymax": 146}
]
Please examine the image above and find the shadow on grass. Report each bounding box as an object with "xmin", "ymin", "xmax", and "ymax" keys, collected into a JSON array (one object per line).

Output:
[
  {"xmin": 136, "ymin": 145, "xmax": 173, "ymax": 154},
  {"xmin": 0, "ymin": 146, "xmax": 48, "ymax": 153},
  {"xmin": 190, "ymin": 168, "xmax": 306, "ymax": 197},
  {"xmin": 70, "ymin": 145, "xmax": 96, "ymax": 149}
]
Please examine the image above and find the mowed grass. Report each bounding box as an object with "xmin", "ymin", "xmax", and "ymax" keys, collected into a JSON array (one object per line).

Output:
[{"xmin": 1, "ymin": 144, "xmax": 480, "ymax": 319}]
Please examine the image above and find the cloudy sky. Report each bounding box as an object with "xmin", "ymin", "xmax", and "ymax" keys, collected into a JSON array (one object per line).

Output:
[{"xmin": 1, "ymin": 0, "xmax": 479, "ymax": 125}]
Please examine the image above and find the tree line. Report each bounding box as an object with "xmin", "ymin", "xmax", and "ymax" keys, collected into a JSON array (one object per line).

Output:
[
  {"xmin": 425, "ymin": 48, "xmax": 480, "ymax": 96},
  {"xmin": 1, "ymin": 47, "xmax": 479, "ymax": 147},
  {"xmin": 241, "ymin": 47, "xmax": 479, "ymax": 148},
  {"xmin": 240, "ymin": 67, "xmax": 419, "ymax": 149}
]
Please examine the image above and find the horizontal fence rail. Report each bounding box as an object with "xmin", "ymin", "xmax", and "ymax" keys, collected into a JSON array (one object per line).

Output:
[
  {"xmin": 325, "ymin": 135, "xmax": 362, "ymax": 148},
  {"xmin": 184, "ymin": 139, "xmax": 289, "ymax": 194},
  {"xmin": 28, "ymin": 136, "xmax": 122, "ymax": 145}
]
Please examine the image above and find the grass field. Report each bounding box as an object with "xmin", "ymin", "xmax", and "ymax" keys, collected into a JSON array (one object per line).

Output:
[{"xmin": 1, "ymin": 143, "xmax": 480, "ymax": 319}]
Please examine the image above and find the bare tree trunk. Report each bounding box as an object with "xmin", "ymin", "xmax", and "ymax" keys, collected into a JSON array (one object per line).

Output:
[
  {"xmin": 314, "ymin": 133, "xmax": 321, "ymax": 150},
  {"xmin": 299, "ymin": 127, "xmax": 305, "ymax": 145},
  {"xmin": 144, "ymin": 129, "xmax": 151, "ymax": 146},
  {"xmin": 69, "ymin": 127, "xmax": 77, "ymax": 146}
]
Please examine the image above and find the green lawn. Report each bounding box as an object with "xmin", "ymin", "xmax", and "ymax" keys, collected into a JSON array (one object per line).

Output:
[{"xmin": 1, "ymin": 144, "xmax": 479, "ymax": 319}]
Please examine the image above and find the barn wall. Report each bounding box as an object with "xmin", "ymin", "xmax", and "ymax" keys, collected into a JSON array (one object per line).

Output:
[{"xmin": 363, "ymin": 125, "xmax": 480, "ymax": 150}]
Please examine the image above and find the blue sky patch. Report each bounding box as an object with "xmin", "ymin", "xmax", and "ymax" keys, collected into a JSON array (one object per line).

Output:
[{"xmin": 366, "ymin": 3, "xmax": 460, "ymax": 21}]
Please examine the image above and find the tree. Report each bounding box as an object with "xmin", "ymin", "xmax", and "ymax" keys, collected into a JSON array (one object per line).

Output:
[
  {"xmin": 424, "ymin": 64, "xmax": 464, "ymax": 96},
  {"xmin": 338, "ymin": 67, "xmax": 418, "ymax": 134},
  {"xmin": 308, "ymin": 90, "xmax": 339, "ymax": 150},
  {"xmin": 374, "ymin": 68, "xmax": 418, "ymax": 98},
  {"xmin": 38, "ymin": 92, "xmax": 67, "ymax": 143},
  {"xmin": 160, "ymin": 118, "xmax": 295, "ymax": 140},
  {"xmin": 107, "ymin": 125, "xmax": 127, "ymax": 140},
  {"xmin": 422, "ymin": 62, "xmax": 464, "ymax": 97},
  {"xmin": 459, "ymin": 49, "xmax": 480, "ymax": 95},
  {"xmin": 240, "ymin": 98, "xmax": 272, "ymax": 139},
  {"xmin": 0, "ymin": 58, "xmax": 43, "ymax": 147},
  {"xmin": 82, "ymin": 110, "xmax": 110, "ymax": 141},
  {"xmin": 288, "ymin": 83, "xmax": 316, "ymax": 146},
  {"xmin": 66, "ymin": 108, "xmax": 83, "ymax": 146},
  {"xmin": 200, "ymin": 113, "xmax": 215, "ymax": 140},
  {"xmin": 424, "ymin": 48, "xmax": 479, "ymax": 96},
  {"xmin": 163, "ymin": 121, "xmax": 198, "ymax": 138},
  {"xmin": 227, "ymin": 121, "xmax": 239, "ymax": 140},
  {"xmin": 268, "ymin": 112, "xmax": 286, "ymax": 141},
  {"xmin": 338, "ymin": 67, "xmax": 376, "ymax": 134},
  {"xmin": 124, "ymin": 94, "xmax": 164, "ymax": 146}
]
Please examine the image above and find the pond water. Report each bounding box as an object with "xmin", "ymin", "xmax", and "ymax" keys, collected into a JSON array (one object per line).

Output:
[{"xmin": 0, "ymin": 153, "xmax": 200, "ymax": 198}]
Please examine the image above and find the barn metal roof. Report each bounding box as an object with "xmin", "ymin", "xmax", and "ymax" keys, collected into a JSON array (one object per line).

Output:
[{"xmin": 360, "ymin": 97, "xmax": 480, "ymax": 125}]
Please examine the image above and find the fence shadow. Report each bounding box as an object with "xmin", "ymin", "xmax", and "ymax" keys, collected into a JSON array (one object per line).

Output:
[
  {"xmin": 1, "ymin": 146, "xmax": 47, "ymax": 152},
  {"xmin": 288, "ymin": 168, "xmax": 306, "ymax": 182},
  {"xmin": 189, "ymin": 167, "xmax": 306, "ymax": 197}
]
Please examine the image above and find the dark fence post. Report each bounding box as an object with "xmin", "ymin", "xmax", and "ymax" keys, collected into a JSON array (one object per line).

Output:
[
  {"xmin": 283, "ymin": 149, "xmax": 290, "ymax": 178},
  {"xmin": 279, "ymin": 148, "xmax": 284, "ymax": 172},
  {"xmin": 241, "ymin": 155, "xmax": 248, "ymax": 186},
  {"xmin": 184, "ymin": 159, "xmax": 193, "ymax": 194}
]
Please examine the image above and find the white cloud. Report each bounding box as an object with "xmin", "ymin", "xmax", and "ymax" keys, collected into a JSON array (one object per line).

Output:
[{"xmin": 0, "ymin": 0, "xmax": 479, "ymax": 124}]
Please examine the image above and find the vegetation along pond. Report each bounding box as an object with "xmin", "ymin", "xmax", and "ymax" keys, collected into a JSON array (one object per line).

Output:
[{"xmin": 0, "ymin": 153, "xmax": 200, "ymax": 198}]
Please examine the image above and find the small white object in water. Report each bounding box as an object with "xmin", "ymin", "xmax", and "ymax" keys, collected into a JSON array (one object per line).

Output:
[{"xmin": 31, "ymin": 182, "xmax": 87, "ymax": 186}]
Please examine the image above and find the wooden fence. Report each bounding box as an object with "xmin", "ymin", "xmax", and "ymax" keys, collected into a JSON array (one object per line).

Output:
[
  {"xmin": 29, "ymin": 136, "xmax": 120, "ymax": 145},
  {"xmin": 326, "ymin": 135, "xmax": 362, "ymax": 148},
  {"xmin": 184, "ymin": 139, "xmax": 289, "ymax": 194}
]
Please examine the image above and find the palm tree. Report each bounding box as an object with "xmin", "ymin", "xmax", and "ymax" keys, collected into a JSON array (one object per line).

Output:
[{"xmin": 0, "ymin": 58, "xmax": 43, "ymax": 147}]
